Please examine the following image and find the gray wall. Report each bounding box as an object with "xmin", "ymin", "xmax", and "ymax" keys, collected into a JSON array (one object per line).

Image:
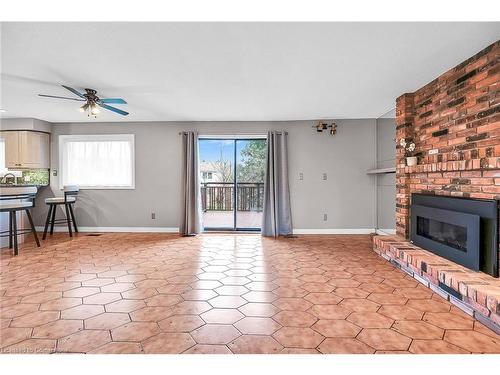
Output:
[
  {"xmin": 33, "ymin": 120, "xmax": 377, "ymax": 231},
  {"xmin": 376, "ymin": 118, "xmax": 396, "ymax": 231}
]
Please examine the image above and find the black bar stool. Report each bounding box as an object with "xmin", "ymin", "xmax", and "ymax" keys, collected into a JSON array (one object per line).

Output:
[
  {"xmin": 43, "ymin": 185, "xmax": 79, "ymax": 239},
  {"xmin": 0, "ymin": 186, "xmax": 40, "ymax": 256}
]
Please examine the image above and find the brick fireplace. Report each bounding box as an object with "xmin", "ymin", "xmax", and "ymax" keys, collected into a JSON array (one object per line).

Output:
[
  {"xmin": 395, "ymin": 40, "xmax": 499, "ymax": 240},
  {"xmin": 373, "ymin": 40, "xmax": 500, "ymax": 333}
]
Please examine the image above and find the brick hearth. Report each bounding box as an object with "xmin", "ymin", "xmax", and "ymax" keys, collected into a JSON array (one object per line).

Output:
[{"xmin": 373, "ymin": 235, "xmax": 500, "ymax": 334}]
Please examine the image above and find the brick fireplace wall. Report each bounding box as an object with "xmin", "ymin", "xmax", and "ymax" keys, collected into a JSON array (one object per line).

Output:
[{"xmin": 395, "ymin": 41, "xmax": 500, "ymax": 246}]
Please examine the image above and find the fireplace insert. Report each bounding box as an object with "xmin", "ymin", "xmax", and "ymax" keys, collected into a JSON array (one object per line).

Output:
[{"xmin": 410, "ymin": 193, "xmax": 498, "ymax": 277}]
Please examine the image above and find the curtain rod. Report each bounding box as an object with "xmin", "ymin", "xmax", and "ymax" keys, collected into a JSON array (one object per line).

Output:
[{"xmin": 178, "ymin": 131, "xmax": 288, "ymax": 135}]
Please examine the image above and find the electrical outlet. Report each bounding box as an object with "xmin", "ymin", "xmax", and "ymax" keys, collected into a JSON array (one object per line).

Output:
[
  {"xmin": 429, "ymin": 149, "xmax": 439, "ymax": 155},
  {"xmin": 323, "ymin": 213, "xmax": 328, "ymax": 221},
  {"xmin": 299, "ymin": 172, "xmax": 304, "ymax": 180},
  {"xmin": 151, "ymin": 212, "xmax": 156, "ymax": 220},
  {"xmin": 52, "ymin": 170, "xmax": 58, "ymax": 176},
  {"xmin": 322, "ymin": 173, "xmax": 327, "ymax": 181}
]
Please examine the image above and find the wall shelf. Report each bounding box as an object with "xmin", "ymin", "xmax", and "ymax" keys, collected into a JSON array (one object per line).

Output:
[{"xmin": 366, "ymin": 167, "xmax": 396, "ymax": 175}]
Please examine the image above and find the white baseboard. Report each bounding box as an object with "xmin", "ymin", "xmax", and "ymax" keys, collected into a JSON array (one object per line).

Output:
[
  {"xmin": 292, "ymin": 228, "xmax": 375, "ymax": 235},
  {"xmin": 33, "ymin": 226, "xmax": 378, "ymax": 235},
  {"xmin": 375, "ymin": 228, "xmax": 397, "ymax": 235},
  {"xmin": 35, "ymin": 226, "xmax": 179, "ymax": 233}
]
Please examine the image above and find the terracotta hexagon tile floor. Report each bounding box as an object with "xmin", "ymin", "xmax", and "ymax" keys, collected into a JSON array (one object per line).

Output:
[
  {"xmin": 318, "ymin": 338, "xmax": 375, "ymax": 354},
  {"xmin": 158, "ymin": 315, "xmax": 205, "ymax": 332},
  {"xmin": 392, "ymin": 320, "xmax": 444, "ymax": 340},
  {"xmin": 234, "ymin": 317, "xmax": 281, "ymax": 335},
  {"xmin": 191, "ymin": 324, "xmax": 241, "ymax": 345},
  {"xmin": 60, "ymin": 304, "xmax": 104, "ymax": 320},
  {"xmin": 228, "ymin": 335, "xmax": 283, "ymax": 354},
  {"xmin": 347, "ymin": 312, "xmax": 394, "ymax": 328},
  {"xmin": 89, "ymin": 341, "xmax": 144, "ymax": 354},
  {"xmin": 200, "ymin": 309, "xmax": 244, "ymax": 324},
  {"xmin": 273, "ymin": 310, "xmax": 317, "ymax": 327},
  {"xmin": 184, "ymin": 344, "xmax": 232, "ymax": 354},
  {"xmin": 111, "ymin": 321, "xmax": 160, "ymax": 342},
  {"xmin": 357, "ymin": 329, "xmax": 412, "ymax": 351},
  {"xmin": 1, "ymin": 233, "xmax": 499, "ymax": 354},
  {"xmin": 57, "ymin": 329, "xmax": 111, "ymax": 353},
  {"xmin": 273, "ymin": 327, "xmax": 324, "ymax": 348},
  {"xmin": 312, "ymin": 319, "xmax": 361, "ymax": 337},
  {"xmin": 238, "ymin": 302, "xmax": 280, "ymax": 318},
  {"xmin": 32, "ymin": 319, "xmax": 83, "ymax": 339},
  {"xmin": 85, "ymin": 313, "xmax": 131, "ymax": 330}
]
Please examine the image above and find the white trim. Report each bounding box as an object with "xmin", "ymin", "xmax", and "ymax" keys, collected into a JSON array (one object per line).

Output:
[
  {"xmin": 292, "ymin": 228, "xmax": 375, "ymax": 235},
  {"xmin": 35, "ymin": 226, "xmax": 179, "ymax": 233},
  {"xmin": 59, "ymin": 134, "xmax": 135, "ymax": 190},
  {"xmin": 376, "ymin": 228, "xmax": 397, "ymax": 235},
  {"xmin": 33, "ymin": 227, "xmax": 378, "ymax": 235}
]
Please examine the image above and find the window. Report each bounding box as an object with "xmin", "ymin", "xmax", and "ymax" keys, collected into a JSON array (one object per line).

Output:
[
  {"xmin": 59, "ymin": 134, "xmax": 135, "ymax": 189},
  {"xmin": 202, "ymin": 172, "xmax": 213, "ymax": 180}
]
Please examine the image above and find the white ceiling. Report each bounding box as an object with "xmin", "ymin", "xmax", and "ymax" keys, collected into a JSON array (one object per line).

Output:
[{"xmin": 1, "ymin": 22, "xmax": 499, "ymax": 123}]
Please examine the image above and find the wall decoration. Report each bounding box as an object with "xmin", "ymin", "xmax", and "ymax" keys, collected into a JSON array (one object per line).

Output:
[{"xmin": 313, "ymin": 121, "xmax": 337, "ymax": 135}]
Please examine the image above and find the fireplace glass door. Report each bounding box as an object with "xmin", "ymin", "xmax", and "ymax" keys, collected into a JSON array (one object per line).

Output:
[
  {"xmin": 416, "ymin": 217, "xmax": 468, "ymax": 252},
  {"xmin": 411, "ymin": 204, "xmax": 480, "ymax": 271}
]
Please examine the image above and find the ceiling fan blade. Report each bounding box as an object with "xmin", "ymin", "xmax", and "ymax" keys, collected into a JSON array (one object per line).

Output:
[
  {"xmin": 61, "ymin": 85, "xmax": 85, "ymax": 98},
  {"xmin": 38, "ymin": 94, "xmax": 85, "ymax": 102},
  {"xmin": 100, "ymin": 98, "xmax": 127, "ymax": 104},
  {"xmin": 99, "ymin": 103, "xmax": 129, "ymax": 116}
]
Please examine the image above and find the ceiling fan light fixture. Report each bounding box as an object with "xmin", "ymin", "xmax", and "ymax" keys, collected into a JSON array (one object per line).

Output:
[
  {"xmin": 39, "ymin": 85, "xmax": 129, "ymax": 117},
  {"xmin": 90, "ymin": 103, "xmax": 100, "ymax": 115}
]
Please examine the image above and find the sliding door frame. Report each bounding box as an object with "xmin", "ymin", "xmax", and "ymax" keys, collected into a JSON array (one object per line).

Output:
[{"xmin": 199, "ymin": 136, "xmax": 266, "ymax": 232}]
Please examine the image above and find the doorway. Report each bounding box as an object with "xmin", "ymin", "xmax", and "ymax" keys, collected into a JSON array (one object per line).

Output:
[{"xmin": 199, "ymin": 137, "xmax": 266, "ymax": 231}]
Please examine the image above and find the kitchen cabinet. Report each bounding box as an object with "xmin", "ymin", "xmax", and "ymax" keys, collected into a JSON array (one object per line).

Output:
[{"xmin": 0, "ymin": 130, "xmax": 50, "ymax": 169}]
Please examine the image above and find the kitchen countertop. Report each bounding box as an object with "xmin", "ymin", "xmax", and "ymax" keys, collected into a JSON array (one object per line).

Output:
[{"xmin": 0, "ymin": 184, "xmax": 48, "ymax": 188}]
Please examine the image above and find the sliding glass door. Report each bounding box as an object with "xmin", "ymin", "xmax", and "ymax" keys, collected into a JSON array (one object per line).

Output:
[{"xmin": 199, "ymin": 138, "xmax": 266, "ymax": 231}]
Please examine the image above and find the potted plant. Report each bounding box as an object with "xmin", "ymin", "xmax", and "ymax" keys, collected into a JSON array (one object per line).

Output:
[{"xmin": 400, "ymin": 138, "xmax": 417, "ymax": 166}]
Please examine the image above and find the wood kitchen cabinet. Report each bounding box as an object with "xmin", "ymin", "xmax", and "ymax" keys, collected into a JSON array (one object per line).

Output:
[{"xmin": 0, "ymin": 130, "xmax": 50, "ymax": 169}]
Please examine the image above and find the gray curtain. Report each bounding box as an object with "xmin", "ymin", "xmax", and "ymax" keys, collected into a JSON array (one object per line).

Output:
[
  {"xmin": 179, "ymin": 131, "xmax": 202, "ymax": 236},
  {"xmin": 262, "ymin": 131, "xmax": 293, "ymax": 237}
]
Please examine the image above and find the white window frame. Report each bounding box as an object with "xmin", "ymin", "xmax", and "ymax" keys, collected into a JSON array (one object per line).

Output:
[{"xmin": 59, "ymin": 134, "xmax": 135, "ymax": 190}]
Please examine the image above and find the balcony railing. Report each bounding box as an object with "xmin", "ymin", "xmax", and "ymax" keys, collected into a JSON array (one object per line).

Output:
[{"xmin": 201, "ymin": 182, "xmax": 264, "ymax": 212}]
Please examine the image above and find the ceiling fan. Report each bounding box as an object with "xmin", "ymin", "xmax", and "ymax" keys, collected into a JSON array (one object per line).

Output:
[{"xmin": 38, "ymin": 85, "xmax": 129, "ymax": 117}]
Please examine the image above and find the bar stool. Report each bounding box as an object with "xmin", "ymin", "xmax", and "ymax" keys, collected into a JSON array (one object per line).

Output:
[
  {"xmin": 0, "ymin": 186, "xmax": 40, "ymax": 256},
  {"xmin": 43, "ymin": 186, "xmax": 79, "ymax": 239}
]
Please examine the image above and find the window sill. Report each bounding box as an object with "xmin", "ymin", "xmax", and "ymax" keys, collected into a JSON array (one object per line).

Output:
[{"xmin": 60, "ymin": 186, "xmax": 135, "ymax": 190}]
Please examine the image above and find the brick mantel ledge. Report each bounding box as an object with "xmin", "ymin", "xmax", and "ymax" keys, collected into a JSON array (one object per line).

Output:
[
  {"xmin": 373, "ymin": 235, "xmax": 500, "ymax": 334},
  {"xmin": 401, "ymin": 158, "xmax": 500, "ymax": 174}
]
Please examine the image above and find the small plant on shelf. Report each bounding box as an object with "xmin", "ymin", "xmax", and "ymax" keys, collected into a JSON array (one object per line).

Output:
[{"xmin": 399, "ymin": 138, "xmax": 418, "ymax": 166}]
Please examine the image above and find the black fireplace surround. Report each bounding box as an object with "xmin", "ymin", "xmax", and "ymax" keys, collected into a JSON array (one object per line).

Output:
[{"xmin": 410, "ymin": 193, "xmax": 499, "ymax": 277}]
